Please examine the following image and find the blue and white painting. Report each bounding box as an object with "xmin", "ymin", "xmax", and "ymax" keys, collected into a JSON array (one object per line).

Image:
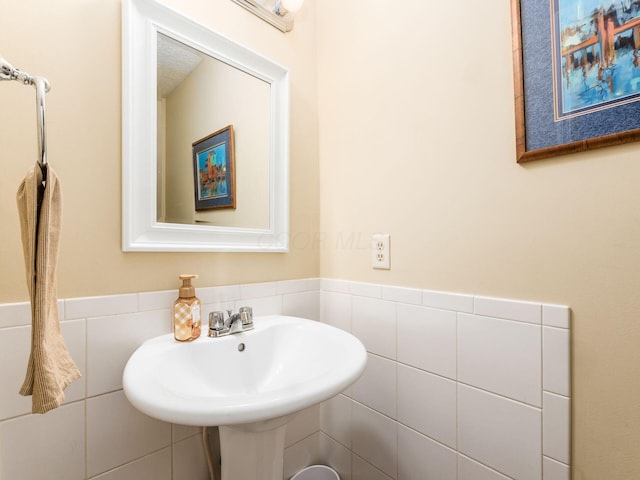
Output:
[
  {"xmin": 552, "ymin": 0, "xmax": 640, "ymax": 119},
  {"xmin": 196, "ymin": 143, "xmax": 228, "ymax": 200}
]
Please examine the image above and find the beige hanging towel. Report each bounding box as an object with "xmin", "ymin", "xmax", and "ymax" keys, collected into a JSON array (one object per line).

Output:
[{"xmin": 16, "ymin": 164, "xmax": 81, "ymax": 414}]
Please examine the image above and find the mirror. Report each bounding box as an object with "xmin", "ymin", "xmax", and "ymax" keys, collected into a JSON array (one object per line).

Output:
[
  {"xmin": 123, "ymin": 0, "xmax": 290, "ymax": 252},
  {"xmin": 157, "ymin": 34, "xmax": 270, "ymax": 230}
]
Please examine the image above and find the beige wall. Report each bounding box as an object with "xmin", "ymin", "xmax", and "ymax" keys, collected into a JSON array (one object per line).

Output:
[
  {"xmin": 0, "ymin": 0, "xmax": 319, "ymax": 302},
  {"xmin": 316, "ymin": 1, "xmax": 640, "ymax": 479}
]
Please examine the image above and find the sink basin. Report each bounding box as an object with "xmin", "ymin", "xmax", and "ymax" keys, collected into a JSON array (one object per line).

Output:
[{"xmin": 123, "ymin": 315, "xmax": 367, "ymax": 426}]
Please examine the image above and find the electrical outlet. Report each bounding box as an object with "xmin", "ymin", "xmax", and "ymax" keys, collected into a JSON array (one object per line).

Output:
[{"xmin": 372, "ymin": 233, "xmax": 390, "ymax": 269}]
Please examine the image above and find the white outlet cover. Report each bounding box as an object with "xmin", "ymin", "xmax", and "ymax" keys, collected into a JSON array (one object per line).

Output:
[{"xmin": 372, "ymin": 233, "xmax": 390, "ymax": 270}]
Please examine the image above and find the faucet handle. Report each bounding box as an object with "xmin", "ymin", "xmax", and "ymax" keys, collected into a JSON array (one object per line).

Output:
[
  {"xmin": 239, "ymin": 306, "xmax": 253, "ymax": 325},
  {"xmin": 209, "ymin": 311, "xmax": 225, "ymax": 330}
]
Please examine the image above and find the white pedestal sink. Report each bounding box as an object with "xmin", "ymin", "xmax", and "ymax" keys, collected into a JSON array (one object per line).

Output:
[{"xmin": 123, "ymin": 315, "xmax": 367, "ymax": 480}]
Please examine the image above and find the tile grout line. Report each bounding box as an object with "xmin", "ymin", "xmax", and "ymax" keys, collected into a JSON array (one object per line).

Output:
[
  {"xmin": 455, "ymin": 310, "xmax": 459, "ymax": 479},
  {"xmin": 541, "ymin": 309, "xmax": 545, "ymax": 478},
  {"xmin": 394, "ymin": 297, "xmax": 399, "ymax": 480},
  {"xmin": 84, "ymin": 313, "xmax": 89, "ymax": 480}
]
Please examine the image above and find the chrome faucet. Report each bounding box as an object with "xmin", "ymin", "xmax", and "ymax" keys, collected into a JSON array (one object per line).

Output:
[{"xmin": 208, "ymin": 306, "xmax": 254, "ymax": 337}]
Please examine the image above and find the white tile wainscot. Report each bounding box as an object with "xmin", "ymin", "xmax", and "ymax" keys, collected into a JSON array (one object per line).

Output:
[
  {"xmin": 319, "ymin": 280, "xmax": 571, "ymax": 480},
  {"xmin": 0, "ymin": 278, "xmax": 570, "ymax": 480}
]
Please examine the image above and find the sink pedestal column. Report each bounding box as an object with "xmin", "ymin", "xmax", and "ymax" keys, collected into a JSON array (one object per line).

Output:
[{"xmin": 218, "ymin": 414, "xmax": 294, "ymax": 480}]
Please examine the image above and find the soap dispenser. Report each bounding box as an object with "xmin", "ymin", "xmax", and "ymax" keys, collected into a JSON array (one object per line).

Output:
[{"xmin": 174, "ymin": 274, "xmax": 202, "ymax": 342}]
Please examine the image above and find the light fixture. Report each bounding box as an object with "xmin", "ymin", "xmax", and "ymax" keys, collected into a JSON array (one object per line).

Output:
[
  {"xmin": 230, "ymin": 0, "xmax": 304, "ymax": 32},
  {"xmin": 281, "ymin": 0, "xmax": 303, "ymax": 12}
]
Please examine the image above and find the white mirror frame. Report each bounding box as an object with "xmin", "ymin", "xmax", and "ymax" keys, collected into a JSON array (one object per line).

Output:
[{"xmin": 122, "ymin": 0, "xmax": 290, "ymax": 252}]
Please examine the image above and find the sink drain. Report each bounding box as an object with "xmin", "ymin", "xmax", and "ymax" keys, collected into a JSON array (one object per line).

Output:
[{"xmin": 237, "ymin": 343, "xmax": 245, "ymax": 352}]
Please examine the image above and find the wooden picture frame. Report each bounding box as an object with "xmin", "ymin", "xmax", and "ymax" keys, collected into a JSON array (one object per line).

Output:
[
  {"xmin": 192, "ymin": 125, "xmax": 236, "ymax": 210},
  {"xmin": 511, "ymin": 0, "xmax": 640, "ymax": 162}
]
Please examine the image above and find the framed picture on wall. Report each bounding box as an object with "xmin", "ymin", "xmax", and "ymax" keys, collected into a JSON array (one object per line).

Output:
[
  {"xmin": 192, "ymin": 125, "xmax": 236, "ymax": 210},
  {"xmin": 511, "ymin": 0, "xmax": 640, "ymax": 162}
]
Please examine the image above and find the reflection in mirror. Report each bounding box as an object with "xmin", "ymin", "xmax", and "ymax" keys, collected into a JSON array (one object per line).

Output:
[
  {"xmin": 156, "ymin": 34, "xmax": 270, "ymax": 229},
  {"xmin": 122, "ymin": 0, "xmax": 290, "ymax": 252}
]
